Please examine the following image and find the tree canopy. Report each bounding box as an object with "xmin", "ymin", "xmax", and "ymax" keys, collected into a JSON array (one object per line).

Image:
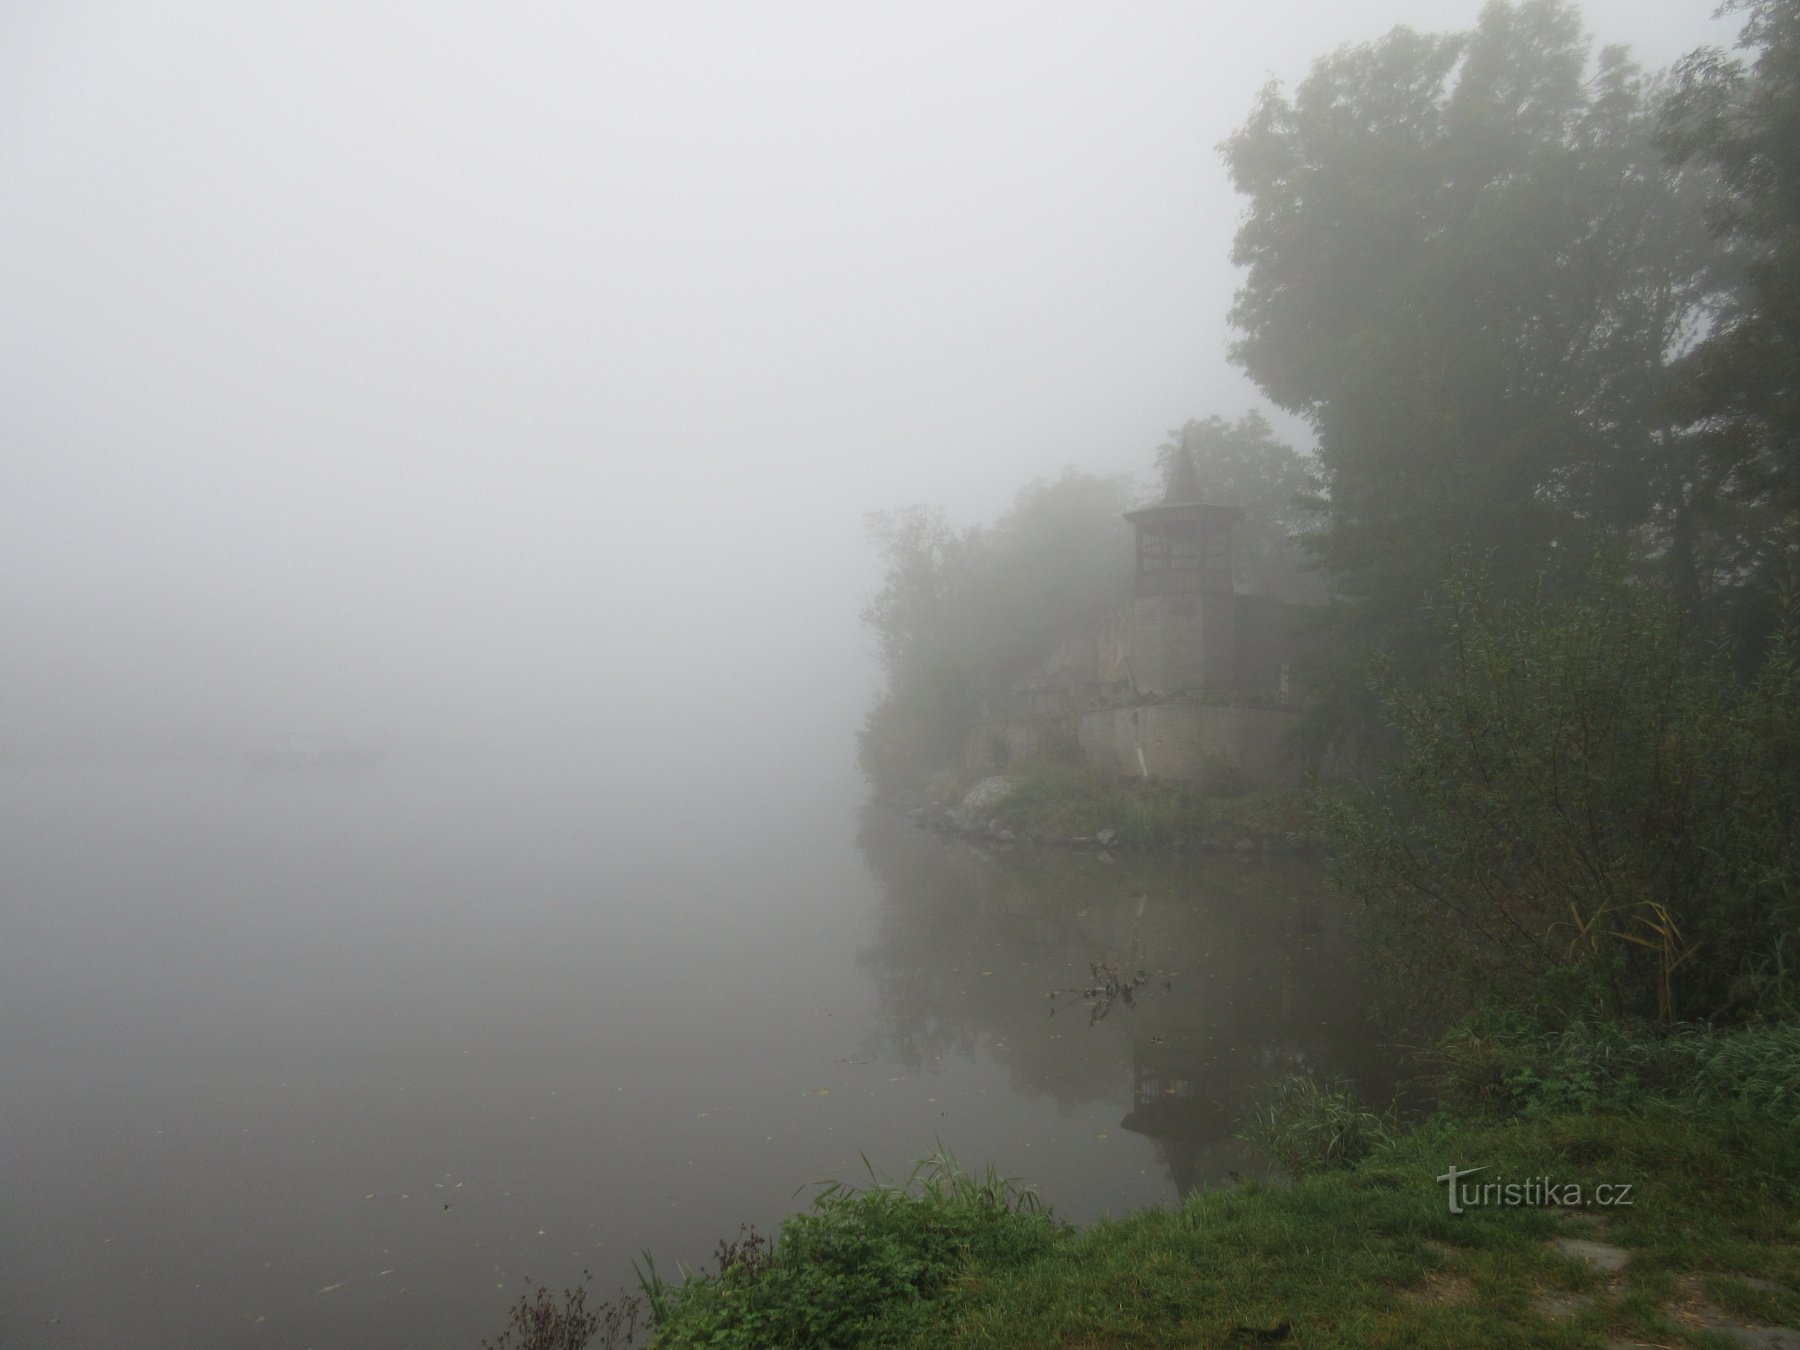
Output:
[
  {"xmin": 859, "ymin": 0, "xmax": 1800, "ymax": 787},
  {"xmin": 857, "ymin": 473, "xmax": 1133, "ymax": 794},
  {"xmin": 1662, "ymin": 0, "xmax": 1800, "ymax": 647},
  {"xmin": 1223, "ymin": 0, "xmax": 1720, "ymax": 737}
]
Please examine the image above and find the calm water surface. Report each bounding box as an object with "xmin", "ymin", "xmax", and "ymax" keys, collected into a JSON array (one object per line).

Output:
[{"xmin": 1, "ymin": 757, "xmax": 1394, "ymax": 1348}]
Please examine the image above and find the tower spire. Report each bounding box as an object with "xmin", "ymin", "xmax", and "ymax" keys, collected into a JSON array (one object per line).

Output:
[{"xmin": 1165, "ymin": 429, "xmax": 1202, "ymax": 504}]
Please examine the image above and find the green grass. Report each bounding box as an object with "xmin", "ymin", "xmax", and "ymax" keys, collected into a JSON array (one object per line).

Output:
[
  {"xmin": 640, "ymin": 1031, "xmax": 1800, "ymax": 1348},
  {"xmin": 645, "ymin": 1113, "xmax": 1797, "ymax": 1347},
  {"xmin": 1434, "ymin": 1015, "xmax": 1800, "ymax": 1125},
  {"xmin": 645, "ymin": 1152, "xmax": 1061, "ymax": 1348}
]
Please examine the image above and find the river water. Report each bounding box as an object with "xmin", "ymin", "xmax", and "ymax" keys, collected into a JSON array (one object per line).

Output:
[{"xmin": 0, "ymin": 755, "xmax": 1394, "ymax": 1348}]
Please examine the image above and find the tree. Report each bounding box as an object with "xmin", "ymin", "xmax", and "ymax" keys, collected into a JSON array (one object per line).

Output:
[
  {"xmin": 857, "ymin": 473, "xmax": 1133, "ymax": 793},
  {"xmin": 1662, "ymin": 0, "xmax": 1800, "ymax": 649},
  {"xmin": 858, "ymin": 507, "xmax": 982, "ymax": 796},
  {"xmin": 1222, "ymin": 1, "xmax": 1720, "ymax": 744}
]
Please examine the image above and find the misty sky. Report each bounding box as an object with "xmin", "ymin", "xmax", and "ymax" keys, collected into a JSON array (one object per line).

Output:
[{"xmin": 0, "ymin": 1, "xmax": 1731, "ymax": 770}]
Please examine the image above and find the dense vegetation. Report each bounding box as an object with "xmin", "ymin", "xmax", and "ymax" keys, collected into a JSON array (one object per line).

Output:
[
  {"xmin": 1324, "ymin": 565, "xmax": 1800, "ymax": 1029},
  {"xmin": 856, "ymin": 472, "xmax": 1134, "ymax": 797}
]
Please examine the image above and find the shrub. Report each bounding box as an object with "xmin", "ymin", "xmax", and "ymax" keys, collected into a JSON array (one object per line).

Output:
[
  {"xmin": 647, "ymin": 1151, "xmax": 1062, "ymax": 1348},
  {"xmin": 1318, "ymin": 566, "xmax": 1800, "ymax": 1026},
  {"xmin": 1434, "ymin": 1013, "xmax": 1800, "ymax": 1125}
]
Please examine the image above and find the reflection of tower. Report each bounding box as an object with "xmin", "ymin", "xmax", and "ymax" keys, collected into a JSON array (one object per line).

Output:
[
  {"xmin": 1119, "ymin": 1038, "xmax": 1233, "ymax": 1200},
  {"xmin": 1115, "ymin": 889, "xmax": 1261, "ymax": 1201},
  {"xmin": 1123, "ymin": 434, "xmax": 1244, "ymax": 694},
  {"xmin": 1110, "ymin": 886, "xmax": 1355, "ymax": 1202}
]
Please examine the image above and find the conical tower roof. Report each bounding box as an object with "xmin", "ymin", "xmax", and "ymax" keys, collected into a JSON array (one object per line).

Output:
[
  {"xmin": 1165, "ymin": 440, "xmax": 1203, "ymax": 504},
  {"xmin": 1125, "ymin": 428, "xmax": 1243, "ymax": 529}
]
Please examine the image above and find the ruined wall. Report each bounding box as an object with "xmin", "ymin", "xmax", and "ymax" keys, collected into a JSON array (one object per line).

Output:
[
  {"xmin": 1076, "ymin": 703, "xmax": 1302, "ymax": 789},
  {"xmin": 1232, "ymin": 594, "xmax": 1307, "ymax": 704},
  {"xmin": 970, "ymin": 702, "xmax": 1303, "ymax": 789},
  {"xmin": 1129, "ymin": 592, "xmax": 1236, "ymax": 694},
  {"xmin": 968, "ymin": 713, "xmax": 1081, "ymax": 769},
  {"xmin": 1096, "ymin": 608, "xmax": 1133, "ymax": 686}
]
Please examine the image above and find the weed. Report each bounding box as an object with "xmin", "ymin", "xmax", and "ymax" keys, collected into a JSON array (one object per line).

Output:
[
  {"xmin": 1048, "ymin": 960, "xmax": 1151, "ymax": 1024},
  {"xmin": 481, "ymin": 1271, "xmax": 642, "ymax": 1350},
  {"xmin": 1242, "ymin": 1074, "xmax": 1396, "ymax": 1179}
]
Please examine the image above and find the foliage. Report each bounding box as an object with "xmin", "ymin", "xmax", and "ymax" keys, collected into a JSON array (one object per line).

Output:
[
  {"xmin": 1317, "ymin": 563, "xmax": 1800, "ymax": 1026},
  {"xmin": 1662, "ymin": 0, "xmax": 1800, "ymax": 651},
  {"xmin": 1435, "ymin": 1013, "xmax": 1800, "ymax": 1125},
  {"xmin": 1242, "ymin": 1074, "xmax": 1396, "ymax": 1179},
  {"xmin": 857, "ymin": 474, "xmax": 1133, "ymax": 795},
  {"xmin": 857, "ymin": 507, "xmax": 984, "ymax": 797},
  {"xmin": 1223, "ymin": 1, "xmax": 1721, "ymax": 749},
  {"xmin": 481, "ymin": 1272, "xmax": 642, "ymax": 1350},
  {"xmin": 647, "ymin": 1150, "xmax": 1060, "ymax": 1347}
]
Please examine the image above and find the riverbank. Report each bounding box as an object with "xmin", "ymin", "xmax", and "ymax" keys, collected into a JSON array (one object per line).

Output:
[
  {"xmin": 640, "ymin": 1022, "xmax": 1800, "ymax": 1347},
  {"xmin": 898, "ymin": 759, "xmax": 1321, "ymax": 854}
]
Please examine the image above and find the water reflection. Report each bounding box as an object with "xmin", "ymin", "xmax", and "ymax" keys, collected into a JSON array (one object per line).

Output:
[{"xmin": 854, "ymin": 806, "xmax": 1397, "ymax": 1201}]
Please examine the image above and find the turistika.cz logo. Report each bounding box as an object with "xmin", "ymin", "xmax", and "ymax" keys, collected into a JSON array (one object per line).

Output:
[{"xmin": 1435, "ymin": 1164, "xmax": 1634, "ymax": 1214}]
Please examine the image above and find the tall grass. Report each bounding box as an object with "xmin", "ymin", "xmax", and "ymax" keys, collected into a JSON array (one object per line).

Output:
[{"xmin": 1241, "ymin": 1074, "xmax": 1396, "ymax": 1179}]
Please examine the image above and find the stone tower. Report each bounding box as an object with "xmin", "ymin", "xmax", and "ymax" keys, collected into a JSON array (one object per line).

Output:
[{"xmin": 1122, "ymin": 435, "xmax": 1242, "ymax": 694}]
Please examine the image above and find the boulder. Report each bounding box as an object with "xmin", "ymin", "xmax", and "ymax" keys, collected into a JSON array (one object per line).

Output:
[{"xmin": 960, "ymin": 775, "xmax": 1015, "ymax": 813}]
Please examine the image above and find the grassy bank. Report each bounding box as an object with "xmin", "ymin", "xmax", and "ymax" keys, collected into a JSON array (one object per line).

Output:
[
  {"xmin": 897, "ymin": 1109, "xmax": 1798, "ymax": 1348},
  {"xmin": 485, "ymin": 1004, "xmax": 1800, "ymax": 1349},
  {"xmin": 933, "ymin": 758, "xmax": 1320, "ymax": 852},
  {"xmin": 631, "ymin": 1028, "xmax": 1800, "ymax": 1347}
]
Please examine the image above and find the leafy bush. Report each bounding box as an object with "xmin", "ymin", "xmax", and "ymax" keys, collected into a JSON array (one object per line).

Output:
[
  {"xmin": 647, "ymin": 1151, "xmax": 1062, "ymax": 1348},
  {"xmin": 1318, "ymin": 566, "xmax": 1800, "ymax": 1026},
  {"xmin": 1435, "ymin": 1014, "xmax": 1800, "ymax": 1125},
  {"xmin": 1242, "ymin": 1075, "xmax": 1395, "ymax": 1179}
]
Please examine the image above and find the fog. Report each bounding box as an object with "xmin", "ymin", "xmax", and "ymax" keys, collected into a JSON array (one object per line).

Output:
[
  {"xmin": 0, "ymin": 0, "xmax": 1727, "ymax": 782},
  {"xmin": 0, "ymin": 3, "xmax": 1747, "ymax": 1345}
]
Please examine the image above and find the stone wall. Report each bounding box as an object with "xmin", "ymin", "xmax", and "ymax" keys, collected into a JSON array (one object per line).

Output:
[
  {"xmin": 969, "ymin": 701, "xmax": 1304, "ymax": 790},
  {"xmin": 971, "ymin": 712, "xmax": 1081, "ymax": 766},
  {"xmin": 1077, "ymin": 702, "xmax": 1302, "ymax": 789},
  {"xmin": 1096, "ymin": 609, "xmax": 1133, "ymax": 685}
]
